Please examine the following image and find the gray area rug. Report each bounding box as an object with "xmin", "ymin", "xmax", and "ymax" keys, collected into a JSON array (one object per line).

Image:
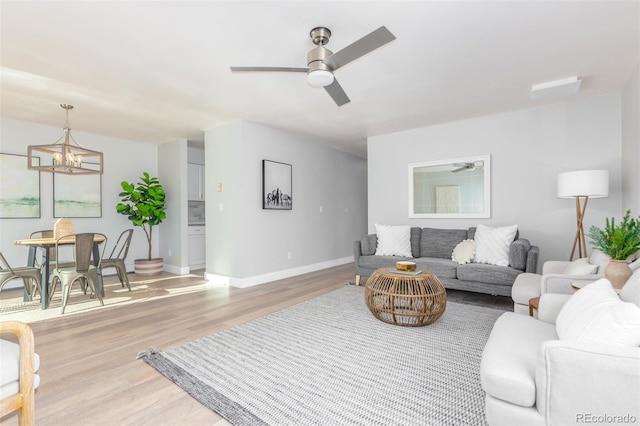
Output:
[{"xmin": 140, "ymin": 285, "xmax": 504, "ymax": 426}]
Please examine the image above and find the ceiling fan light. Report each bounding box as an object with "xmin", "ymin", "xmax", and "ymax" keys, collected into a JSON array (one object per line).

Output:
[{"xmin": 307, "ymin": 69, "xmax": 334, "ymax": 87}]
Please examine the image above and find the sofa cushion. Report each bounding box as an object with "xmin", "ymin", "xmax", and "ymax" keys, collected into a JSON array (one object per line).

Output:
[
  {"xmin": 452, "ymin": 239, "xmax": 477, "ymax": 264},
  {"xmin": 420, "ymin": 228, "xmax": 468, "ymax": 259},
  {"xmin": 481, "ymin": 312, "xmax": 558, "ymax": 407},
  {"xmin": 359, "ymin": 255, "xmax": 413, "ymax": 271},
  {"xmin": 0, "ymin": 339, "xmax": 41, "ymax": 399},
  {"xmin": 412, "ymin": 257, "xmax": 459, "ymax": 279},
  {"xmin": 374, "ymin": 224, "xmax": 412, "ymax": 257},
  {"xmin": 457, "ymin": 263, "xmax": 522, "ymax": 286},
  {"xmin": 474, "ymin": 224, "xmax": 518, "ymax": 267},
  {"xmin": 410, "ymin": 227, "xmax": 421, "ymax": 258},
  {"xmin": 556, "ymin": 278, "xmax": 640, "ymax": 347}
]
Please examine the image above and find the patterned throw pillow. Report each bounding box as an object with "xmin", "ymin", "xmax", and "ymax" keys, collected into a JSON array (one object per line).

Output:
[
  {"xmin": 374, "ymin": 224, "xmax": 412, "ymax": 257},
  {"xmin": 452, "ymin": 239, "xmax": 477, "ymax": 264},
  {"xmin": 474, "ymin": 224, "xmax": 518, "ymax": 267}
]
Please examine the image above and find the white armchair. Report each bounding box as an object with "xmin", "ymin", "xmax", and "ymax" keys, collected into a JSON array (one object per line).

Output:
[
  {"xmin": 511, "ymin": 250, "xmax": 638, "ymax": 315},
  {"xmin": 0, "ymin": 321, "xmax": 40, "ymax": 426},
  {"xmin": 482, "ymin": 273, "xmax": 640, "ymax": 426}
]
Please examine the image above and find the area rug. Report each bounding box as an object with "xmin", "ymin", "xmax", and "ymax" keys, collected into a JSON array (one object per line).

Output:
[
  {"xmin": 140, "ymin": 285, "xmax": 504, "ymax": 426},
  {"xmin": 0, "ymin": 272, "xmax": 211, "ymax": 323}
]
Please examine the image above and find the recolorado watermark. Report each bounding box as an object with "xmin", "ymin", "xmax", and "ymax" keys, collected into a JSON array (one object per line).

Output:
[{"xmin": 576, "ymin": 413, "xmax": 637, "ymax": 424}]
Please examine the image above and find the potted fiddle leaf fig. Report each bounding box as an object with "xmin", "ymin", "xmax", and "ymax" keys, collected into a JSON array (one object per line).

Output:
[
  {"xmin": 587, "ymin": 209, "xmax": 640, "ymax": 289},
  {"xmin": 116, "ymin": 172, "xmax": 167, "ymax": 276}
]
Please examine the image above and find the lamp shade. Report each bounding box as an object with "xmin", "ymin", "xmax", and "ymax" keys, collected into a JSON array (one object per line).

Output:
[{"xmin": 557, "ymin": 170, "xmax": 609, "ymax": 198}]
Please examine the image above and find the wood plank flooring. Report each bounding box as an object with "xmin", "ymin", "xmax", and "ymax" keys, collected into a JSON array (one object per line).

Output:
[{"xmin": 0, "ymin": 264, "xmax": 512, "ymax": 426}]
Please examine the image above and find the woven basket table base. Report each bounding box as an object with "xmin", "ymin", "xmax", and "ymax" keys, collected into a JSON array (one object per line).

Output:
[{"xmin": 364, "ymin": 266, "xmax": 447, "ymax": 326}]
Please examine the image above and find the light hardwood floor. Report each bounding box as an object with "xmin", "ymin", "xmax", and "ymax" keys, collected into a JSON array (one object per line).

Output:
[{"xmin": 1, "ymin": 263, "xmax": 511, "ymax": 425}]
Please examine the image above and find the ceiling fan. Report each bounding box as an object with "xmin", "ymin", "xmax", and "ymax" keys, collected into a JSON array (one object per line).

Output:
[
  {"xmin": 452, "ymin": 161, "xmax": 485, "ymax": 173},
  {"xmin": 230, "ymin": 26, "xmax": 396, "ymax": 106}
]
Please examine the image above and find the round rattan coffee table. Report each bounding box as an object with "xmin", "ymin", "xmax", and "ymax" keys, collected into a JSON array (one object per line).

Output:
[{"xmin": 364, "ymin": 267, "xmax": 447, "ymax": 326}]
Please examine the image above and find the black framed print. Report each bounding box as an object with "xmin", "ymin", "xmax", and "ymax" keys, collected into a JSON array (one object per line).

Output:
[
  {"xmin": 0, "ymin": 153, "xmax": 41, "ymax": 218},
  {"xmin": 263, "ymin": 160, "xmax": 292, "ymax": 210}
]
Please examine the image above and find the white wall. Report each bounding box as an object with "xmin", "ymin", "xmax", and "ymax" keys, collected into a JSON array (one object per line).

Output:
[
  {"xmin": 158, "ymin": 139, "xmax": 189, "ymax": 274},
  {"xmin": 0, "ymin": 117, "xmax": 158, "ymax": 273},
  {"xmin": 367, "ymin": 94, "xmax": 625, "ymax": 269},
  {"xmin": 622, "ymin": 63, "xmax": 640, "ymax": 214},
  {"xmin": 205, "ymin": 120, "xmax": 368, "ymax": 287}
]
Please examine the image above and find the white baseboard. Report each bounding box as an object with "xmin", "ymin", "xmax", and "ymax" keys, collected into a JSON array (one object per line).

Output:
[{"xmin": 205, "ymin": 256, "xmax": 354, "ymax": 288}]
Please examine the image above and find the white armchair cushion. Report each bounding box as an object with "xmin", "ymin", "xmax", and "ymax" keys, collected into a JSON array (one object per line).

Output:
[
  {"xmin": 620, "ymin": 270, "xmax": 640, "ymax": 307},
  {"xmin": 0, "ymin": 339, "xmax": 40, "ymax": 399},
  {"xmin": 481, "ymin": 312, "xmax": 558, "ymax": 407},
  {"xmin": 374, "ymin": 224, "xmax": 412, "ymax": 257},
  {"xmin": 563, "ymin": 258, "xmax": 598, "ymax": 275},
  {"xmin": 556, "ymin": 279, "xmax": 640, "ymax": 347}
]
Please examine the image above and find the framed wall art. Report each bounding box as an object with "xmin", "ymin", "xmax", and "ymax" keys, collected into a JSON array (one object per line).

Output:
[
  {"xmin": 0, "ymin": 153, "xmax": 41, "ymax": 218},
  {"xmin": 262, "ymin": 160, "xmax": 292, "ymax": 210},
  {"xmin": 53, "ymin": 167, "xmax": 102, "ymax": 218}
]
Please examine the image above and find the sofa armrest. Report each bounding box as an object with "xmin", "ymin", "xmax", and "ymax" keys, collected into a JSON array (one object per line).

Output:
[
  {"xmin": 537, "ymin": 294, "xmax": 571, "ymax": 324},
  {"xmin": 525, "ymin": 245, "xmax": 539, "ymax": 273},
  {"xmin": 535, "ymin": 341, "xmax": 640, "ymax": 424},
  {"xmin": 353, "ymin": 240, "xmax": 362, "ymax": 264},
  {"xmin": 541, "ymin": 274, "xmax": 602, "ymax": 295}
]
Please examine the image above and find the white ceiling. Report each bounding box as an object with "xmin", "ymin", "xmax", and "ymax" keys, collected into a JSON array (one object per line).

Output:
[{"xmin": 1, "ymin": 1, "xmax": 638, "ymax": 158}]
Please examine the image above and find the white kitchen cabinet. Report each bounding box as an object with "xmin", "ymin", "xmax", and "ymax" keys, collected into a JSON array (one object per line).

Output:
[
  {"xmin": 188, "ymin": 163, "xmax": 205, "ymax": 201},
  {"xmin": 188, "ymin": 226, "xmax": 206, "ymax": 270}
]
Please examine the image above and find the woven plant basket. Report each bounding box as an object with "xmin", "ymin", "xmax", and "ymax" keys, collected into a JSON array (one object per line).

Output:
[{"xmin": 364, "ymin": 267, "xmax": 447, "ymax": 327}]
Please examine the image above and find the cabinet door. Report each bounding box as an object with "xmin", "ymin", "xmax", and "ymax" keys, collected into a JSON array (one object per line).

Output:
[{"xmin": 188, "ymin": 164, "xmax": 204, "ymax": 201}]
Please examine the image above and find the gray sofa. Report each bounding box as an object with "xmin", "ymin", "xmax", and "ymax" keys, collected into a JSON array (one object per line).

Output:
[{"xmin": 354, "ymin": 227, "xmax": 539, "ymax": 297}]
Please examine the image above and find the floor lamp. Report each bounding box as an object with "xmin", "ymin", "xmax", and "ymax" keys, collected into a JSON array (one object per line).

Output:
[{"xmin": 557, "ymin": 170, "xmax": 609, "ymax": 260}]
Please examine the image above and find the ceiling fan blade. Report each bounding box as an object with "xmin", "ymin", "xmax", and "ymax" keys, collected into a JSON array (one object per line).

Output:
[
  {"xmin": 324, "ymin": 79, "xmax": 350, "ymax": 106},
  {"xmin": 324, "ymin": 26, "xmax": 396, "ymax": 71},
  {"xmin": 230, "ymin": 66, "xmax": 308, "ymax": 73}
]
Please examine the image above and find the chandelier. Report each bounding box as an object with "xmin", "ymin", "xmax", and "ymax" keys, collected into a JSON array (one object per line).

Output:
[{"xmin": 28, "ymin": 104, "xmax": 103, "ymax": 175}]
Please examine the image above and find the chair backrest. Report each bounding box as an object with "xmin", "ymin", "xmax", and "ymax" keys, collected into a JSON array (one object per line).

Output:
[
  {"xmin": 55, "ymin": 233, "xmax": 108, "ymax": 272},
  {"xmin": 0, "ymin": 251, "xmax": 15, "ymax": 273},
  {"xmin": 30, "ymin": 229, "xmax": 56, "ymax": 263},
  {"xmin": 108, "ymin": 229, "xmax": 134, "ymax": 261}
]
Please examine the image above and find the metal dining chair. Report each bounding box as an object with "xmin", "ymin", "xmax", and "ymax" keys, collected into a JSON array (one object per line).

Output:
[
  {"xmin": 48, "ymin": 233, "xmax": 107, "ymax": 314},
  {"xmin": 100, "ymin": 229, "xmax": 133, "ymax": 291},
  {"xmin": 0, "ymin": 252, "xmax": 42, "ymax": 301}
]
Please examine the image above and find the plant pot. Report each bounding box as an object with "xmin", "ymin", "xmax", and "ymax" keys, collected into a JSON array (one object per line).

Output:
[
  {"xmin": 604, "ymin": 260, "xmax": 632, "ymax": 290},
  {"xmin": 134, "ymin": 258, "xmax": 163, "ymax": 276}
]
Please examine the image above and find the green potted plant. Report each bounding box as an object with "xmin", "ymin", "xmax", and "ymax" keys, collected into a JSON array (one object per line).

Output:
[
  {"xmin": 116, "ymin": 172, "xmax": 167, "ymax": 276},
  {"xmin": 587, "ymin": 209, "xmax": 640, "ymax": 289}
]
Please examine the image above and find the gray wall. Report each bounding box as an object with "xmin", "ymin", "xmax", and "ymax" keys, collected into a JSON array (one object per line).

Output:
[
  {"xmin": 367, "ymin": 94, "xmax": 627, "ymax": 269},
  {"xmin": 0, "ymin": 117, "xmax": 158, "ymax": 270},
  {"xmin": 622, "ymin": 64, "xmax": 640, "ymax": 214},
  {"xmin": 205, "ymin": 120, "xmax": 368, "ymax": 287}
]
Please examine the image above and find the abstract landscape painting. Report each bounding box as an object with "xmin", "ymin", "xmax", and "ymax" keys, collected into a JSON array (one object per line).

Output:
[
  {"xmin": 54, "ymin": 171, "xmax": 102, "ymax": 218},
  {"xmin": 0, "ymin": 153, "xmax": 40, "ymax": 218}
]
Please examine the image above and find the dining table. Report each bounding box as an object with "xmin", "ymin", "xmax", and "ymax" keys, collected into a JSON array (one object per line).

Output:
[{"xmin": 13, "ymin": 235, "xmax": 106, "ymax": 309}]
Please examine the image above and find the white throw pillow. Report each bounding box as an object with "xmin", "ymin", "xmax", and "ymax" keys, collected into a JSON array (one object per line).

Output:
[
  {"xmin": 564, "ymin": 258, "xmax": 598, "ymax": 275},
  {"xmin": 452, "ymin": 239, "xmax": 477, "ymax": 265},
  {"xmin": 473, "ymin": 224, "xmax": 518, "ymax": 267},
  {"xmin": 374, "ymin": 224, "xmax": 412, "ymax": 257},
  {"xmin": 556, "ymin": 279, "xmax": 640, "ymax": 347}
]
